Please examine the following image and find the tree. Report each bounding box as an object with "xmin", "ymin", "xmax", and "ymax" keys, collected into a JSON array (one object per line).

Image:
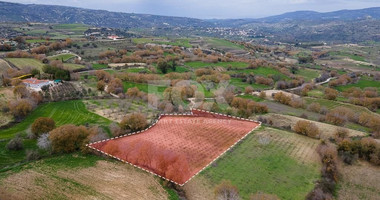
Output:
[
  {"xmin": 107, "ymin": 78, "xmax": 124, "ymax": 94},
  {"xmin": 13, "ymin": 85, "xmax": 29, "ymax": 98},
  {"xmin": 214, "ymin": 180, "xmax": 240, "ymax": 200},
  {"xmin": 49, "ymin": 124, "xmax": 89, "ymax": 153},
  {"xmin": 8, "ymin": 99, "xmax": 33, "ymax": 119},
  {"xmin": 120, "ymin": 113, "xmax": 147, "ymax": 132},
  {"xmin": 6, "ymin": 134, "xmax": 23, "ymax": 151},
  {"xmin": 158, "ymin": 60, "xmax": 169, "ymax": 74},
  {"xmin": 307, "ymin": 102, "xmax": 321, "ymax": 113},
  {"xmin": 293, "ymin": 120, "xmax": 320, "ymax": 138},
  {"xmin": 245, "ymin": 86, "xmax": 254, "ymax": 94},
  {"xmin": 96, "ymin": 80, "xmax": 105, "ymax": 93},
  {"xmin": 324, "ymin": 88, "xmax": 339, "ymax": 100},
  {"xmin": 31, "ymin": 117, "xmax": 55, "ymax": 137},
  {"xmin": 37, "ymin": 133, "xmax": 52, "ymax": 151}
]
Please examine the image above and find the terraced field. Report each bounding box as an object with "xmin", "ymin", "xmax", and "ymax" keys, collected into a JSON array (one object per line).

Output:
[
  {"xmin": 185, "ymin": 61, "xmax": 249, "ymax": 69},
  {"xmin": 4, "ymin": 58, "xmax": 45, "ymax": 71},
  {"xmin": 187, "ymin": 127, "xmax": 320, "ymax": 200}
]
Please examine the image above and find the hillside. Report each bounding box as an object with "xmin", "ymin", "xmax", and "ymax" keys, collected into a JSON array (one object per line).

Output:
[{"xmin": 0, "ymin": 1, "xmax": 211, "ymax": 29}]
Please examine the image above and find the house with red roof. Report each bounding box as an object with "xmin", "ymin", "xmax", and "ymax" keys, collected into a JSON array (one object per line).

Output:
[{"xmin": 22, "ymin": 78, "xmax": 53, "ymax": 91}]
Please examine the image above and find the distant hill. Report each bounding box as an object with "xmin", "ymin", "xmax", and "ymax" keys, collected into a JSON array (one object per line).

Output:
[
  {"xmin": 0, "ymin": 1, "xmax": 211, "ymax": 29},
  {"xmin": 1, "ymin": 1, "xmax": 380, "ymax": 43},
  {"xmin": 210, "ymin": 7, "xmax": 380, "ymax": 26}
]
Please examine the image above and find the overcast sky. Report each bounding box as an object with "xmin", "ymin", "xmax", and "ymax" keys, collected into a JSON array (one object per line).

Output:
[{"xmin": 5, "ymin": 0, "xmax": 380, "ymax": 19}]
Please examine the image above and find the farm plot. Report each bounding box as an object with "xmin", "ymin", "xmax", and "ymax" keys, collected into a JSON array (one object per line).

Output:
[
  {"xmin": 4, "ymin": 58, "xmax": 45, "ymax": 71},
  {"xmin": 0, "ymin": 100, "xmax": 111, "ymax": 140},
  {"xmin": 0, "ymin": 59, "xmax": 12, "ymax": 74},
  {"xmin": 187, "ymin": 127, "xmax": 321, "ymax": 200},
  {"xmin": 48, "ymin": 53, "xmax": 76, "ymax": 62},
  {"xmin": 0, "ymin": 154, "xmax": 168, "ymax": 200},
  {"xmin": 185, "ymin": 61, "xmax": 249, "ymax": 69},
  {"xmin": 89, "ymin": 109, "xmax": 260, "ymax": 185}
]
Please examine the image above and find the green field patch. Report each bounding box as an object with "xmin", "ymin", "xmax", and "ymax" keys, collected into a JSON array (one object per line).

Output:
[
  {"xmin": 330, "ymin": 51, "xmax": 366, "ymax": 62},
  {"xmin": 185, "ymin": 61, "xmax": 249, "ymax": 69},
  {"xmin": 25, "ymin": 39, "xmax": 51, "ymax": 44},
  {"xmin": 230, "ymin": 78, "xmax": 271, "ymax": 91},
  {"xmin": 5, "ymin": 58, "xmax": 45, "ymax": 71},
  {"xmin": 63, "ymin": 63, "xmax": 86, "ymax": 70},
  {"xmin": 123, "ymin": 82, "xmax": 167, "ymax": 95},
  {"xmin": 92, "ymin": 64, "xmax": 108, "ymax": 70},
  {"xmin": 201, "ymin": 127, "xmax": 320, "ymax": 200},
  {"xmin": 295, "ymin": 68, "xmax": 320, "ymax": 81},
  {"xmin": 0, "ymin": 100, "xmax": 111, "ymax": 140},
  {"xmin": 206, "ymin": 38, "xmax": 245, "ymax": 50},
  {"xmin": 335, "ymin": 78, "xmax": 380, "ymax": 92},
  {"xmin": 132, "ymin": 38, "xmax": 192, "ymax": 48},
  {"xmin": 48, "ymin": 54, "xmax": 76, "ymax": 62}
]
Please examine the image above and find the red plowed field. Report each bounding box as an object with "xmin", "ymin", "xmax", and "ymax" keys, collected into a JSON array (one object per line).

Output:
[{"xmin": 89, "ymin": 110, "xmax": 260, "ymax": 185}]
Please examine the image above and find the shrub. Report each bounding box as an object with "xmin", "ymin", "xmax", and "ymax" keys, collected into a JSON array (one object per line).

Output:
[
  {"xmin": 49, "ymin": 124, "xmax": 90, "ymax": 153},
  {"xmin": 8, "ymin": 99, "xmax": 34, "ymax": 119},
  {"xmin": 26, "ymin": 150, "xmax": 41, "ymax": 161},
  {"xmin": 334, "ymin": 128, "xmax": 348, "ymax": 142},
  {"xmin": 325, "ymin": 107, "xmax": 354, "ymax": 126},
  {"xmin": 214, "ymin": 180, "xmax": 240, "ymax": 200},
  {"xmin": 245, "ymin": 86, "xmax": 254, "ymax": 94},
  {"xmin": 307, "ymin": 102, "xmax": 321, "ymax": 113},
  {"xmin": 293, "ymin": 120, "xmax": 320, "ymax": 138},
  {"xmin": 120, "ymin": 113, "xmax": 147, "ymax": 132},
  {"xmin": 6, "ymin": 134, "xmax": 24, "ymax": 151},
  {"xmin": 37, "ymin": 133, "xmax": 52, "ymax": 151},
  {"xmin": 259, "ymin": 91, "xmax": 266, "ymax": 99},
  {"xmin": 324, "ymin": 88, "xmax": 338, "ymax": 100},
  {"xmin": 273, "ymin": 92, "xmax": 291, "ymax": 105},
  {"xmin": 31, "ymin": 117, "xmax": 55, "ymax": 137}
]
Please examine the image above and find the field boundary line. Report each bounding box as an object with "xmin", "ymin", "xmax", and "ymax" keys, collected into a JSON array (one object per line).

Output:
[{"xmin": 87, "ymin": 109, "xmax": 261, "ymax": 186}]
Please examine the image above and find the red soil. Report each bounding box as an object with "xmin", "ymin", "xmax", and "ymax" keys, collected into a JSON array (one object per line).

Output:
[{"xmin": 89, "ymin": 110, "xmax": 260, "ymax": 185}]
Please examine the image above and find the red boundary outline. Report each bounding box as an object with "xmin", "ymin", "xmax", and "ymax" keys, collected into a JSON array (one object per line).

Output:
[{"xmin": 86, "ymin": 109, "xmax": 261, "ymax": 186}]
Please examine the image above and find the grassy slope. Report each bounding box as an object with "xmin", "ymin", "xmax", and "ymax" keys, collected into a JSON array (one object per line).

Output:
[
  {"xmin": 48, "ymin": 54, "xmax": 76, "ymax": 62},
  {"xmin": 200, "ymin": 127, "xmax": 320, "ymax": 200},
  {"xmin": 336, "ymin": 79, "xmax": 380, "ymax": 92},
  {"xmin": 4, "ymin": 58, "xmax": 45, "ymax": 71},
  {"xmin": 185, "ymin": 61, "xmax": 249, "ymax": 69},
  {"xmin": 123, "ymin": 82, "xmax": 167, "ymax": 95},
  {"xmin": 0, "ymin": 100, "xmax": 111, "ymax": 140},
  {"xmin": 0, "ymin": 100, "xmax": 111, "ymax": 169}
]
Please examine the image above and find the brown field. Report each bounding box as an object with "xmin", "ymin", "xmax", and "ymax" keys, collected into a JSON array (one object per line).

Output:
[
  {"xmin": 0, "ymin": 59, "xmax": 12, "ymax": 74},
  {"xmin": 337, "ymin": 161, "xmax": 380, "ymax": 200},
  {"xmin": 0, "ymin": 159, "xmax": 168, "ymax": 200},
  {"xmin": 263, "ymin": 113, "xmax": 367, "ymax": 139}
]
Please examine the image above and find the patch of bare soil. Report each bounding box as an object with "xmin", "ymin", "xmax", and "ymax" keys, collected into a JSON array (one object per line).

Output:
[
  {"xmin": 0, "ymin": 160, "xmax": 168, "ymax": 200},
  {"xmin": 251, "ymin": 90, "xmax": 299, "ymax": 100},
  {"xmin": 183, "ymin": 176, "xmax": 214, "ymax": 200},
  {"xmin": 337, "ymin": 161, "xmax": 380, "ymax": 200},
  {"xmin": 264, "ymin": 113, "xmax": 366, "ymax": 139}
]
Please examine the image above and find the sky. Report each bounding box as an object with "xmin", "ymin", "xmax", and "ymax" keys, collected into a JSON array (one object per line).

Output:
[{"xmin": 5, "ymin": 0, "xmax": 380, "ymax": 19}]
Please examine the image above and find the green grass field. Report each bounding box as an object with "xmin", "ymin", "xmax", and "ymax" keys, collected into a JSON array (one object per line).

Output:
[
  {"xmin": 200, "ymin": 127, "xmax": 320, "ymax": 200},
  {"xmin": 0, "ymin": 100, "xmax": 111, "ymax": 140},
  {"xmin": 229, "ymin": 67, "xmax": 289, "ymax": 80},
  {"xmin": 206, "ymin": 38, "xmax": 245, "ymax": 50},
  {"xmin": 52, "ymin": 24, "xmax": 90, "ymax": 34},
  {"xmin": 330, "ymin": 51, "xmax": 366, "ymax": 62},
  {"xmin": 25, "ymin": 39, "xmax": 51, "ymax": 44},
  {"xmin": 132, "ymin": 38, "xmax": 192, "ymax": 48},
  {"xmin": 63, "ymin": 63, "xmax": 86, "ymax": 70},
  {"xmin": 4, "ymin": 58, "xmax": 45, "ymax": 71},
  {"xmin": 230, "ymin": 78, "xmax": 272, "ymax": 91},
  {"xmin": 48, "ymin": 54, "xmax": 76, "ymax": 62},
  {"xmin": 123, "ymin": 82, "xmax": 167, "ymax": 96},
  {"xmin": 185, "ymin": 61, "xmax": 249, "ymax": 69},
  {"xmin": 295, "ymin": 68, "xmax": 320, "ymax": 81},
  {"xmin": 92, "ymin": 64, "xmax": 108, "ymax": 70},
  {"xmin": 335, "ymin": 78, "xmax": 380, "ymax": 92},
  {"xmin": 0, "ymin": 100, "xmax": 110, "ymax": 170}
]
